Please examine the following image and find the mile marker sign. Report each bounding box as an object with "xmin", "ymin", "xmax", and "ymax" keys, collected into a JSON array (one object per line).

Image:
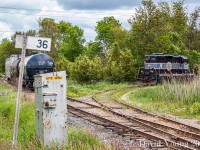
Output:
[
  {"xmin": 15, "ymin": 36, "xmax": 52, "ymax": 51},
  {"xmin": 26, "ymin": 36, "xmax": 51, "ymax": 51}
]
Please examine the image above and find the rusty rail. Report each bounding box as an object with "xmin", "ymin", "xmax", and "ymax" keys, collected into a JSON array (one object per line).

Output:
[
  {"xmin": 68, "ymin": 104, "xmax": 195, "ymax": 150},
  {"xmin": 68, "ymin": 97, "xmax": 199, "ymax": 149},
  {"xmin": 112, "ymin": 97, "xmax": 200, "ymax": 134},
  {"xmin": 91, "ymin": 97, "xmax": 200, "ymax": 149}
]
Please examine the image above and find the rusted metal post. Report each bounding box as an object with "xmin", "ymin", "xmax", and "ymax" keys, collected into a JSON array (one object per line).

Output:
[{"xmin": 12, "ymin": 34, "xmax": 26, "ymax": 150}]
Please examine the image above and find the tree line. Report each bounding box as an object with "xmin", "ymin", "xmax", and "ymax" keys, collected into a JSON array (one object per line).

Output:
[{"xmin": 0, "ymin": 0, "xmax": 200, "ymax": 83}]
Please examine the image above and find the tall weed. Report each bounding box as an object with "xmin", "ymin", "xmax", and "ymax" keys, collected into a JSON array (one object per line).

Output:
[
  {"xmin": 130, "ymin": 76, "xmax": 200, "ymax": 117},
  {"xmin": 158, "ymin": 77, "xmax": 200, "ymax": 105}
]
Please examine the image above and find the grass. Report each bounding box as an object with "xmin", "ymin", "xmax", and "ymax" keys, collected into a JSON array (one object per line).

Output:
[
  {"xmin": 127, "ymin": 77, "xmax": 200, "ymax": 120},
  {"xmin": 0, "ymin": 82, "xmax": 36, "ymax": 149},
  {"xmin": 0, "ymin": 80, "xmax": 108, "ymax": 150},
  {"xmin": 67, "ymin": 79, "xmax": 132, "ymax": 97},
  {"xmin": 94, "ymin": 87, "xmax": 135, "ymax": 104},
  {"xmin": 1, "ymin": 72, "xmax": 199, "ymax": 148},
  {"xmin": 0, "ymin": 72, "xmax": 5, "ymax": 77},
  {"xmin": 68, "ymin": 127, "xmax": 106, "ymax": 150}
]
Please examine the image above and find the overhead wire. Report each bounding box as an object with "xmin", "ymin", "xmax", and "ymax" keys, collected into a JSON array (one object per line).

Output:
[
  {"xmin": 0, "ymin": 10, "xmax": 103, "ymax": 19},
  {"xmin": 0, "ymin": 10, "xmax": 131, "ymax": 21},
  {"xmin": 0, "ymin": 6, "xmax": 135, "ymax": 15},
  {"xmin": 0, "ymin": 30, "xmax": 98, "ymax": 34}
]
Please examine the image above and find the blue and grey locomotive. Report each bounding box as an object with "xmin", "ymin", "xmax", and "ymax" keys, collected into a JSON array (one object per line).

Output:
[
  {"xmin": 5, "ymin": 53, "xmax": 55, "ymax": 87},
  {"xmin": 137, "ymin": 53, "xmax": 194, "ymax": 85}
]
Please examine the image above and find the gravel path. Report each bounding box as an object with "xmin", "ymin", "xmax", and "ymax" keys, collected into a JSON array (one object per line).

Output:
[{"xmin": 121, "ymin": 90, "xmax": 134, "ymax": 101}]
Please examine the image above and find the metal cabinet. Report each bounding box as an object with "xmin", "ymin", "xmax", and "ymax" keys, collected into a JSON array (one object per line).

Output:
[{"xmin": 34, "ymin": 71, "xmax": 67, "ymax": 147}]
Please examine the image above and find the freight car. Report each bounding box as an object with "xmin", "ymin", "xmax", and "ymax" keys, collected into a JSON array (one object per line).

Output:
[
  {"xmin": 5, "ymin": 53, "xmax": 55, "ymax": 88},
  {"xmin": 137, "ymin": 53, "xmax": 194, "ymax": 85}
]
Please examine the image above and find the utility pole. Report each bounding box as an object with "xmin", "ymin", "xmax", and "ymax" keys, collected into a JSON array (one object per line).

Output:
[{"xmin": 12, "ymin": 34, "xmax": 26, "ymax": 150}]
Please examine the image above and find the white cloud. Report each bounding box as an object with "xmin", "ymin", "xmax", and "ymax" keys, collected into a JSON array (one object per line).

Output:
[
  {"xmin": 0, "ymin": 21, "xmax": 12, "ymax": 40},
  {"xmin": 0, "ymin": 1, "xmax": 135, "ymax": 42},
  {"xmin": 0, "ymin": 0, "xmax": 199, "ymax": 43}
]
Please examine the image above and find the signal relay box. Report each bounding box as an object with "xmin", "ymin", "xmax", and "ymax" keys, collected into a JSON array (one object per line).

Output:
[{"xmin": 34, "ymin": 71, "xmax": 67, "ymax": 147}]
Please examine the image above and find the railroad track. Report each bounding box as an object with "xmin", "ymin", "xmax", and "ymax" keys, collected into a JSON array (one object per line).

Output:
[
  {"xmin": 3, "ymin": 78, "xmax": 200, "ymax": 149},
  {"xmin": 95, "ymin": 87, "xmax": 200, "ymax": 133},
  {"xmin": 96, "ymin": 88, "xmax": 200, "ymax": 148},
  {"xmin": 67, "ymin": 97, "xmax": 200, "ymax": 150}
]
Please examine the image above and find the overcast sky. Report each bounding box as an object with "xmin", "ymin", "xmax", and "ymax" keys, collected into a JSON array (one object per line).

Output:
[{"xmin": 0, "ymin": 0, "xmax": 199, "ymax": 42}]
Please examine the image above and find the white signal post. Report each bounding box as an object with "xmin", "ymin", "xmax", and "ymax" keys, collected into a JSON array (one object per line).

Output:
[
  {"xmin": 12, "ymin": 34, "xmax": 27, "ymax": 150},
  {"xmin": 12, "ymin": 35, "xmax": 51, "ymax": 149}
]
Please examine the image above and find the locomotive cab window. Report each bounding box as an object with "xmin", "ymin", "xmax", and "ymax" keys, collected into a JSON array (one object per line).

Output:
[
  {"xmin": 150, "ymin": 57, "xmax": 156, "ymax": 62},
  {"xmin": 165, "ymin": 56, "xmax": 173, "ymax": 62},
  {"xmin": 183, "ymin": 63, "xmax": 189, "ymax": 69},
  {"xmin": 181, "ymin": 56, "xmax": 188, "ymax": 63},
  {"xmin": 145, "ymin": 56, "xmax": 150, "ymax": 61},
  {"xmin": 156, "ymin": 56, "xmax": 165, "ymax": 62}
]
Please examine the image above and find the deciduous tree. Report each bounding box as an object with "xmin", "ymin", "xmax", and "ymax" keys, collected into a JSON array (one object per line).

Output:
[
  {"xmin": 95, "ymin": 16, "xmax": 127, "ymax": 51},
  {"xmin": 38, "ymin": 18, "xmax": 60, "ymax": 57},
  {"xmin": 58, "ymin": 21, "xmax": 86, "ymax": 62}
]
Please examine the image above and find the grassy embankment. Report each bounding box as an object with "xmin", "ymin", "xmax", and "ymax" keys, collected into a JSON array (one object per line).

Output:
[
  {"xmin": 123, "ymin": 77, "xmax": 200, "ymax": 120},
  {"xmin": 67, "ymin": 79, "xmax": 132, "ymax": 97},
  {"xmin": 0, "ymin": 80, "xmax": 113, "ymax": 150}
]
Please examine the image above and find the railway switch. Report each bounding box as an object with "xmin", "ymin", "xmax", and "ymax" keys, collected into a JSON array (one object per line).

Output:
[{"xmin": 34, "ymin": 71, "xmax": 67, "ymax": 148}]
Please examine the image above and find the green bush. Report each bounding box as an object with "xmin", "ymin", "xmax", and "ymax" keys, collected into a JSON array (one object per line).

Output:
[
  {"xmin": 71, "ymin": 55, "xmax": 103, "ymax": 83},
  {"xmin": 105, "ymin": 44, "xmax": 137, "ymax": 83},
  {"xmin": 55, "ymin": 55, "xmax": 72, "ymax": 76}
]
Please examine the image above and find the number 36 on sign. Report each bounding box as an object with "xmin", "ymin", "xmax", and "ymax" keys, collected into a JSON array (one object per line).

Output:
[{"xmin": 26, "ymin": 36, "xmax": 51, "ymax": 51}]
